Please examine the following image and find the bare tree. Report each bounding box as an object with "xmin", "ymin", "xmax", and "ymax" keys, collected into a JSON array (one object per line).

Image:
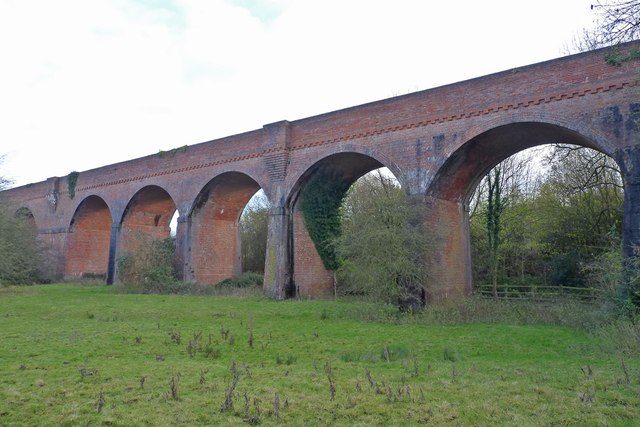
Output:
[
  {"xmin": 573, "ymin": 1, "xmax": 640, "ymax": 51},
  {"xmin": 545, "ymin": 145, "xmax": 623, "ymax": 240},
  {"xmin": 0, "ymin": 155, "xmax": 12, "ymax": 190}
]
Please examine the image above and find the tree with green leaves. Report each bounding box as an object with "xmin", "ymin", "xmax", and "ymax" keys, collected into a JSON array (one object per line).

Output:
[
  {"xmin": 469, "ymin": 144, "xmax": 627, "ymax": 299},
  {"xmin": 470, "ymin": 152, "xmax": 536, "ymax": 297},
  {"xmin": 0, "ymin": 208, "xmax": 42, "ymax": 284},
  {"xmin": 335, "ymin": 170, "xmax": 427, "ymax": 309},
  {"xmin": 0, "ymin": 156, "xmax": 43, "ymax": 284},
  {"xmin": 239, "ymin": 191, "xmax": 270, "ymax": 273},
  {"xmin": 571, "ymin": 1, "xmax": 640, "ymax": 307}
]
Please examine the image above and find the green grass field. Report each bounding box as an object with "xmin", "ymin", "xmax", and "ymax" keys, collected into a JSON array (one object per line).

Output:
[{"xmin": 1, "ymin": 284, "xmax": 639, "ymax": 426}]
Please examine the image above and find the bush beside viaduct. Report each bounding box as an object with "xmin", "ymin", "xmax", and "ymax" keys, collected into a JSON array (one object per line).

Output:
[{"xmin": 2, "ymin": 41, "xmax": 639, "ymax": 302}]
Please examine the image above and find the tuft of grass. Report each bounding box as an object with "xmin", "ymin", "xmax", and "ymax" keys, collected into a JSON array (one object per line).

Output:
[
  {"xmin": 215, "ymin": 272, "xmax": 263, "ymax": 289},
  {"xmin": 443, "ymin": 347, "xmax": 461, "ymax": 362},
  {"xmin": 382, "ymin": 345, "xmax": 410, "ymax": 362}
]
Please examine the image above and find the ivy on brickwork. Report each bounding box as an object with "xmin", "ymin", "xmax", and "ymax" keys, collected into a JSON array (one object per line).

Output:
[
  {"xmin": 159, "ymin": 145, "xmax": 188, "ymax": 158},
  {"xmin": 67, "ymin": 171, "xmax": 80, "ymax": 200},
  {"xmin": 298, "ymin": 169, "xmax": 351, "ymax": 271},
  {"xmin": 604, "ymin": 46, "xmax": 640, "ymax": 66}
]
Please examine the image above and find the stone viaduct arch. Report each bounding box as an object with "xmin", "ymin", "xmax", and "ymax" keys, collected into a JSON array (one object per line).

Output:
[{"xmin": 1, "ymin": 41, "xmax": 638, "ymax": 302}]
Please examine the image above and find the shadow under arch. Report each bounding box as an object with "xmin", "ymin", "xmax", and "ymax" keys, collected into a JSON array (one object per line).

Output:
[
  {"xmin": 188, "ymin": 171, "xmax": 264, "ymax": 285},
  {"xmin": 285, "ymin": 151, "xmax": 399, "ymax": 298},
  {"xmin": 427, "ymin": 122, "xmax": 613, "ymax": 203},
  {"xmin": 286, "ymin": 145, "xmax": 405, "ymax": 205},
  {"xmin": 65, "ymin": 195, "xmax": 112, "ymax": 281}
]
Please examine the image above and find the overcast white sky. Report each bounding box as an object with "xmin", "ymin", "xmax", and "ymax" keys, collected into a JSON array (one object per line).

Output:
[{"xmin": 0, "ymin": 0, "xmax": 596, "ymax": 187}]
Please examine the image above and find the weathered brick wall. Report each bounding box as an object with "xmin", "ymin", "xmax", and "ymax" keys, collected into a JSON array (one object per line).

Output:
[
  {"xmin": 64, "ymin": 196, "xmax": 112, "ymax": 279},
  {"xmin": 189, "ymin": 172, "xmax": 260, "ymax": 284},
  {"xmin": 1, "ymin": 41, "xmax": 638, "ymax": 301}
]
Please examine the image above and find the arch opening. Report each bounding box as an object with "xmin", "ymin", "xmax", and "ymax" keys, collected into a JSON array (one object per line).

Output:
[
  {"xmin": 239, "ymin": 189, "xmax": 270, "ymax": 275},
  {"xmin": 120, "ymin": 186, "xmax": 177, "ymax": 240},
  {"xmin": 14, "ymin": 207, "xmax": 37, "ymax": 238},
  {"xmin": 169, "ymin": 210, "xmax": 179, "ymax": 237},
  {"xmin": 427, "ymin": 122, "xmax": 605, "ymax": 204},
  {"xmin": 426, "ymin": 122, "xmax": 624, "ymax": 300},
  {"xmin": 118, "ymin": 185, "xmax": 178, "ymax": 282},
  {"xmin": 289, "ymin": 152, "xmax": 422, "ymax": 305},
  {"xmin": 65, "ymin": 196, "xmax": 112, "ymax": 281},
  {"xmin": 189, "ymin": 172, "xmax": 264, "ymax": 285}
]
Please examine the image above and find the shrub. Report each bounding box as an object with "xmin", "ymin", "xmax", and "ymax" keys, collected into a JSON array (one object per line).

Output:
[
  {"xmin": 117, "ymin": 236, "xmax": 184, "ymax": 294},
  {"xmin": 215, "ymin": 272, "xmax": 263, "ymax": 289},
  {"xmin": 0, "ymin": 207, "xmax": 43, "ymax": 284},
  {"xmin": 336, "ymin": 173, "xmax": 427, "ymax": 309}
]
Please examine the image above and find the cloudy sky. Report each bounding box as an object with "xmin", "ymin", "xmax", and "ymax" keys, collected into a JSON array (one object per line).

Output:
[{"xmin": 1, "ymin": 0, "xmax": 596, "ymax": 187}]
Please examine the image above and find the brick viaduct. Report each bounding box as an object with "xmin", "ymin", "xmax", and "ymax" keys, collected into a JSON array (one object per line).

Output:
[{"xmin": 2, "ymin": 42, "xmax": 639, "ymax": 302}]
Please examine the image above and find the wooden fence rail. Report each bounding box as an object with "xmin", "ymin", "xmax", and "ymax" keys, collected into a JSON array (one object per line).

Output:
[{"xmin": 473, "ymin": 284, "xmax": 606, "ymax": 303}]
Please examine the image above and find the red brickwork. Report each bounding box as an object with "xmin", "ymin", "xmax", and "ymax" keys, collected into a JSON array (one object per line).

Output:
[
  {"xmin": 119, "ymin": 186, "xmax": 176, "ymax": 255},
  {"xmin": 1, "ymin": 42, "xmax": 639, "ymax": 302},
  {"xmin": 64, "ymin": 196, "xmax": 112, "ymax": 279},
  {"xmin": 189, "ymin": 172, "xmax": 260, "ymax": 284}
]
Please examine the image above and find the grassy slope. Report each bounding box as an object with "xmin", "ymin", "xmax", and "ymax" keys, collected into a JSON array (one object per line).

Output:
[{"xmin": 0, "ymin": 284, "xmax": 638, "ymax": 426}]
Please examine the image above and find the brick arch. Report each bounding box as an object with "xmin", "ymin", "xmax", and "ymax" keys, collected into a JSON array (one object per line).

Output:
[
  {"xmin": 422, "ymin": 120, "xmax": 622, "ymax": 302},
  {"xmin": 119, "ymin": 185, "xmax": 177, "ymax": 255},
  {"xmin": 2, "ymin": 42, "xmax": 639, "ymax": 301},
  {"xmin": 188, "ymin": 171, "xmax": 263, "ymax": 284},
  {"xmin": 286, "ymin": 151, "xmax": 402, "ymax": 297},
  {"xmin": 285, "ymin": 145, "xmax": 406, "ymax": 204},
  {"xmin": 65, "ymin": 195, "xmax": 112, "ymax": 280},
  {"xmin": 427, "ymin": 121, "xmax": 613, "ymax": 204},
  {"xmin": 14, "ymin": 207, "xmax": 37, "ymax": 233}
]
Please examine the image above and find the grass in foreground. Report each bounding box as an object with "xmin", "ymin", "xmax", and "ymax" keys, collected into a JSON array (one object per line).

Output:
[{"xmin": 0, "ymin": 284, "xmax": 639, "ymax": 426}]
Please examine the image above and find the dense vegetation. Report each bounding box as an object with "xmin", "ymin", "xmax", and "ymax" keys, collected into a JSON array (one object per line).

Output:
[
  {"xmin": 239, "ymin": 191, "xmax": 269, "ymax": 274},
  {"xmin": 470, "ymin": 146, "xmax": 626, "ymax": 299},
  {"xmin": 0, "ymin": 206, "xmax": 42, "ymax": 284},
  {"xmin": 335, "ymin": 172, "xmax": 427, "ymax": 307},
  {"xmin": 109, "ymin": 144, "xmax": 638, "ymax": 311},
  {"xmin": 0, "ymin": 158, "xmax": 51, "ymax": 285}
]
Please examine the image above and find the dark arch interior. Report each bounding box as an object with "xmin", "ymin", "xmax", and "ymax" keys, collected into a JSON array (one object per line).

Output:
[
  {"xmin": 190, "ymin": 172, "xmax": 263, "ymax": 284},
  {"xmin": 427, "ymin": 122, "xmax": 604, "ymax": 204},
  {"xmin": 290, "ymin": 153, "xmax": 385, "ymax": 207},
  {"xmin": 65, "ymin": 196, "xmax": 112, "ymax": 280}
]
